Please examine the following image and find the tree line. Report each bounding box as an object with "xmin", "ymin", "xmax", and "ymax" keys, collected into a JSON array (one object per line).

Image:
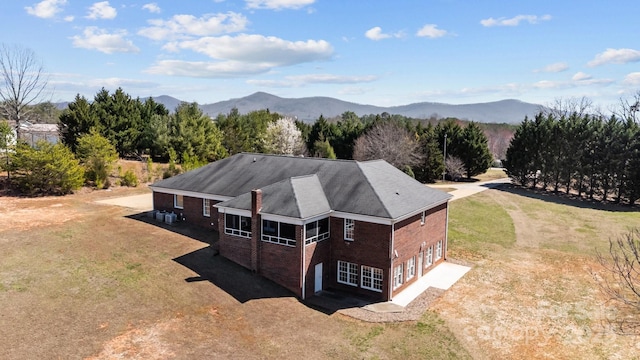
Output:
[
  {"xmin": 1, "ymin": 87, "xmax": 495, "ymax": 195},
  {"xmin": 59, "ymin": 88, "xmax": 493, "ymax": 182},
  {"xmin": 505, "ymin": 111, "xmax": 640, "ymax": 204}
]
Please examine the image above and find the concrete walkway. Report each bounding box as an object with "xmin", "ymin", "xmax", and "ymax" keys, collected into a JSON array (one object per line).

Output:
[
  {"xmin": 95, "ymin": 193, "xmax": 153, "ymax": 211},
  {"xmin": 390, "ymin": 262, "xmax": 471, "ymax": 307},
  {"xmin": 429, "ymin": 177, "xmax": 510, "ymax": 201}
]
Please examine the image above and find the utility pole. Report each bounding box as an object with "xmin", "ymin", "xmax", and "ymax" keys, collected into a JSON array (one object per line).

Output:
[{"xmin": 442, "ymin": 133, "xmax": 447, "ymax": 181}]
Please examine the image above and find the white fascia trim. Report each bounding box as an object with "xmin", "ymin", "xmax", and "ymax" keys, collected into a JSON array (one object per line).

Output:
[
  {"xmin": 259, "ymin": 211, "xmax": 333, "ymax": 226},
  {"xmin": 391, "ymin": 199, "xmax": 451, "ymax": 224},
  {"xmin": 331, "ymin": 211, "xmax": 393, "ymax": 226},
  {"xmin": 216, "ymin": 207, "xmax": 251, "ymax": 217},
  {"xmin": 260, "ymin": 213, "xmax": 304, "ymax": 226},
  {"xmin": 151, "ymin": 187, "xmax": 233, "ymax": 202}
]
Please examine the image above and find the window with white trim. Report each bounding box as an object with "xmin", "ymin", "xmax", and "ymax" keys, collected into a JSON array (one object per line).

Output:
[
  {"xmin": 337, "ymin": 260, "xmax": 358, "ymax": 286},
  {"xmin": 407, "ymin": 256, "xmax": 416, "ymax": 280},
  {"xmin": 361, "ymin": 265, "xmax": 383, "ymax": 292},
  {"xmin": 421, "ymin": 211, "xmax": 426, "ymax": 225},
  {"xmin": 224, "ymin": 214, "xmax": 251, "ymax": 238},
  {"xmin": 425, "ymin": 246, "xmax": 433, "ymax": 267},
  {"xmin": 203, "ymin": 199, "xmax": 210, "ymax": 217},
  {"xmin": 304, "ymin": 218, "xmax": 330, "ymax": 245},
  {"xmin": 393, "ymin": 263, "xmax": 404, "ymax": 289},
  {"xmin": 344, "ymin": 218, "xmax": 354, "ymax": 241},
  {"xmin": 436, "ymin": 240, "xmax": 443, "ymax": 260},
  {"xmin": 174, "ymin": 194, "xmax": 183, "ymax": 209},
  {"xmin": 262, "ymin": 219, "xmax": 296, "ymax": 246}
]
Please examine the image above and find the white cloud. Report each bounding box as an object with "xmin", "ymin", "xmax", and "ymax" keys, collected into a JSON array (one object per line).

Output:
[
  {"xmin": 147, "ymin": 35, "xmax": 333, "ymax": 78},
  {"xmin": 572, "ymin": 72, "xmax": 592, "ymax": 81},
  {"xmin": 365, "ymin": 27, "xmax": 404, "ymax": 41},
  {"xmin": 248, "ymin": 73, "xmax": 377, "ymax": 87},
  {"xmin": 166, "ymin": 34, "xmax": 333, "ymax": 66},
  {"xmin": 138, "ymin": 12, "xmax": 248, "ymax": 41},
  {"xmin": 416, "ymin": 24, "xmax": 448, "ymax": 38},
  {"xmin": 365, "ymin": 27, "xmax": 389, "ymax": 40},
  {"xmin": 71, "ymin": 27, "xmax": 139, "ymax": 54},
  {"xmin": 480, "ymin": 14, "xmax": 552, "ymax": 27},
  {"xmin": 587, "ymin": 48, "xmax": 640, "ymax": 67},
  {"xmin": 86, "ymin": 1, "xmax": 117, "ymax": 20},
  {"xmin": 245, "ymin": 0, "xmax": 315, "ymax": 10},
  {"xmin": 534, "ymin": 62, "xmax": 568, "ymax": 73},
  {"xmin": 142, "ymin": 3, "xmax": 161, "ymax": 13},
  {"xmin": 623, "ymin": 72, "xmax": 640, "ymax": 85},
  {"xmin": 87, "ymin": 77, "xmax": 158, "ymax": 89},
  {"xmin": 146, "ymin": 60, "xmax": 272, "ymax": 78},
  {"xmin": 64, "ymin": 15, "xmax": 74, "ymax": 22},
  {"xmin": 533, "ymin": 77, "xmax": 613, "ymax": 89},
  {"xmin": 25, "ymin": 0, "xmax": 67, "ymax": 19}
]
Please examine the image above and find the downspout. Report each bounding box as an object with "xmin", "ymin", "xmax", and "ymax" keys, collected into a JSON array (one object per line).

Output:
[
  {"xmin": 301, "ymin": 226, "xmax": 306, "ymax": 300},
  {"xmin": 444, "ymin": 202, "xmax": 449, "ymax": 260},
  {"xmin": 389, "ymin": 223, "xmax": 395, "ymax": 301}
]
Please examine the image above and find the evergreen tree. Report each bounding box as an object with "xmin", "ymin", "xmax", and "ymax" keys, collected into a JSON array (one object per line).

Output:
[
  {"xmin": 414, "ymin": 123, "xmax": 444, "ymax": 183},
  {"xmin": 76, "ymin": 129, "xmax": 118, "ymax": 189},
  {"xmin": 313, "ymin": 139, "xmax": 337, "ymax": 159},
  {"xmin": 505, "ymin": 117, "xmax": 535, "ymax": 186},
  {"xmin": 459, "ymin": 122, "xmax": 493, "ymax": 178},
  {"xmin": 58, "ymin": 94, "xmax": 98, "ymax": 153},
  {"xmin": 8, "ymin": 141, "xmax": 84, "ymax": 195}
]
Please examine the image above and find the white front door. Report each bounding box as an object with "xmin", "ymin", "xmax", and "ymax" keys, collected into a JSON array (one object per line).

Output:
[
  {"xmin": 314, "ymin": 263, "xmax": 323, "ymax": 293},
  {"xmin": 418, "ymin": 252, "xmax": 423, "ymax": 277}
]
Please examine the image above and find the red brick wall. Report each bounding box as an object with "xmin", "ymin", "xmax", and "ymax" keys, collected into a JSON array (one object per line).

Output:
[
  {"xmin": 218, "ymin": 212, "xmax": 252, "ymax": 269},
  {"xmin": 329, "ymin": 217, "xmax": 392, "ymax": 301},
  {"xmin": 303, "ymin": 238, "xmax": 331, "ymax": 298},
  {"xmin": 152, "ymin": 192, "xmax": 218, "ymax": 230},
  {"xmin": 153, "ymin": 192, "xmax": 173, "ymax": 213},
  {"xmin": 391, "ymin": 202, "xmax": 448, "ymax": 297},
  {"xmin": 259, "ymin": 225, "xmax": 303, "ymax": 297}
]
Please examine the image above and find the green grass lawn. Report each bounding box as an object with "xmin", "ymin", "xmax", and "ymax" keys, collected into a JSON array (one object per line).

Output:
[{"xmin": 448, "ymin": 192, "xmax": 516, "ymax": 259}]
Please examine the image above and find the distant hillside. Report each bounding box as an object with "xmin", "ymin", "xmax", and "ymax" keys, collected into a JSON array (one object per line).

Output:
[{"xmin": 189, "ymin": 92, "xmax": 541, "ymax": 124}]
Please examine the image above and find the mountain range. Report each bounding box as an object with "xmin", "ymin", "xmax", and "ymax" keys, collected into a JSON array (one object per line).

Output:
[
  {"xmin": 57, "ymin": 92, "xmax": 544, "ymax": 124},
  {"xmin": 196, "ymin": 92, "xmax": 542, "ymax": 124}
]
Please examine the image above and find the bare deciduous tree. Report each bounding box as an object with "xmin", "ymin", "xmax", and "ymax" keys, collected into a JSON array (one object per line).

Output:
[
  {"xmin": 0, "ymin": 44, "xmax": 49, "ymax": 139},
  {"xmin": 542, "ymin": 96, "xmax": 595, "ymax": 118},
  {"xmin": 614, "ymin": 90, "xmax": 640, "ymax": 123},
  {"xmin": 592, "ymin": 229, "xmax": 640, "ymax": 335},
  {"xmin": 352, "ymin": 122, "xmax": 423, "ymax": 169},
  {"xmin": 445, "ymin": 155, "xmax": 465, "ymax": 181}
]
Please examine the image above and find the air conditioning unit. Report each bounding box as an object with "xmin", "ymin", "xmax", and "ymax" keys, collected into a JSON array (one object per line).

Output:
[{"xmin": 165, "ymin": 212, "xmax": 177, "ymax": 225}]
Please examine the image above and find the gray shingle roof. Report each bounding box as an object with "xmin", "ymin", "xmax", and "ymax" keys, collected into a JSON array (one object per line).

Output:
[
  {"xmin": 151, "ymin": 153, "xmax": 451, "ymax": 220},
  {"xmin": 214, "ymin": 174, "xmax": 331, "ymax": 219}
]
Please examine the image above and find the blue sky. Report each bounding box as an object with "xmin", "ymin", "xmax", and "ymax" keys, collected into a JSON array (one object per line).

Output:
[{"xmin": 3, "ymin": 0, "xmax": 640, "ymax": 109}]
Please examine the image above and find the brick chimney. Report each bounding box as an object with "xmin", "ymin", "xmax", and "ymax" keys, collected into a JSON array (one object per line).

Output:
[{"xmin": 250, "ymin": 189, "xmax": 262, "ymax": 272}]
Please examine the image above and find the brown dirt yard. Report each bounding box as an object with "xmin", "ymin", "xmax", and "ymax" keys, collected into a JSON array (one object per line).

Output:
[{"xmin": 1, "ymin": 181, "xmax": 640, "ymax": 359}]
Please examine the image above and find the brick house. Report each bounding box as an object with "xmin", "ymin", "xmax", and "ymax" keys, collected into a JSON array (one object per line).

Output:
[{"xmin": 150, "ymin": 153, "xmax": 452, "ymax": 301}]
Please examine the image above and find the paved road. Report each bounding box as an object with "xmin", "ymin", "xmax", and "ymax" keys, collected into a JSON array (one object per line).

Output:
[{"xmin": 428, "ymin": 177, "xmax": 511, "ymax": 201}]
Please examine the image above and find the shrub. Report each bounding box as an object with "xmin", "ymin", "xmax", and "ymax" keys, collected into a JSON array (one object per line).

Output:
[
  {"xmin": 76, "ymin": 130, "xmax": 118, "ymax": 189},
  {"xmin": 8, "ymin": 141, "xmax": 84, "ymax": 195},
  {"xmin": 121, "ymin": 170, "xmax": 138, "ymax": 187}
]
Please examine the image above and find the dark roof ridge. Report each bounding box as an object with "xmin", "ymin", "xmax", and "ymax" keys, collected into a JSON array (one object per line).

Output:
[{"xmin": 239, "ymin": 152, "xmax": 358, "ymax": 164}]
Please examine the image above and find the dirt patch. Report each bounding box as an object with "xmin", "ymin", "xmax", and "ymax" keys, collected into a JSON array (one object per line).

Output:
[{"xmin": 0, "ymin": 196, "xmax": 81, "ymax": 234}]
